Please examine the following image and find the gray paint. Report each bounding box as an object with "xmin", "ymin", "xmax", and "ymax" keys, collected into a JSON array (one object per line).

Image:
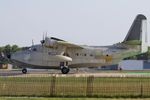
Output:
[{"xmin": 124, "ymin": 14, "xmax": 147, "ymax": 42}]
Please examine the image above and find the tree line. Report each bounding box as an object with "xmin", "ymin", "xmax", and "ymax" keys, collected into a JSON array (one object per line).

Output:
[
  {"xmin": 0, "ymin": 45, "xmax": 21, "ymax": 64},
  {"xmin": 0, "ymin": 45, "xmax": 21, "ymax": 56}
]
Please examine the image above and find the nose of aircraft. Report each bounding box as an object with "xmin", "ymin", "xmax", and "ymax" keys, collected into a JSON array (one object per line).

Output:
[
  {"xmin": 8, "ymin": 52, "xmax": 20, "ymax": 63},
  {"xmin": 11, "ymin": 51, "xmax": 29, "ymax": 61}
]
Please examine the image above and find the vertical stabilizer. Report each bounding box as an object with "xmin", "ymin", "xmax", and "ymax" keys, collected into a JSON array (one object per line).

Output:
[{"xmin": 123, "ymin": 14, "xmax": 148, "ymax": 53}]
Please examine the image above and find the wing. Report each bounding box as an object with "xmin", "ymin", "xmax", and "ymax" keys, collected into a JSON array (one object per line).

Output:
[
  {"xmin": 56, "ymin": 41, "xmax": 83, "ymax": 49},
  {"xmin": 43, "ymin": 37, "xmax": 83, "ymax": 49}
]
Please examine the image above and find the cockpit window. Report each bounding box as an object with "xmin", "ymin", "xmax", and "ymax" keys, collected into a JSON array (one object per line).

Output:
[
  {"xmin": 32, "ymin": 48, "xmax": 37, "ymax": 51},
  {"xmin": 27, "ymin": 45, "xmax": 42, "ymax": 52}
]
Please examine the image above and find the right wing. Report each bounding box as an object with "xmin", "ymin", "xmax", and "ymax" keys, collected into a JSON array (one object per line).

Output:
[{"xmin": 43, "ymin": 37, "xmax": 83, "ymax": 49}]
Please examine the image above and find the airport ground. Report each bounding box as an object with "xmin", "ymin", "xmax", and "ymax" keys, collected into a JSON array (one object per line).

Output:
[
  {"xmin": 0, "ymin": 74, "xmax": 150, "ymax": 97},
  {"xmin": 1, "ymin": 68, "xmax": 150, "ymax": 77},
  {"xmin": 0, "ymin": 97, "xmax": 150, "ymax": 100},
  {"xmin": 1, "ymin": 69, "xmax": 150, "ymax": 99}
]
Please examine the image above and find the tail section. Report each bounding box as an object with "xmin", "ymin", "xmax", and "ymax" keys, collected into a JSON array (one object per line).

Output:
[{"xmin": 123, "ymin": 14, "xmax": 148, "ymax": 53}]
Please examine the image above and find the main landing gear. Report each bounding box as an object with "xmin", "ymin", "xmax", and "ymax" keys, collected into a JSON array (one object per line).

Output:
[
  {"xmin": 60, "ymin": 62, "xmax": 70, "ymax": 74},
  {"xmin": 61, "ymin": 66, "xmax": 70, "ymax": 74}
]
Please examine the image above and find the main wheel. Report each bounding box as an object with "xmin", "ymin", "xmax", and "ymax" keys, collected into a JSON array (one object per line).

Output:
[
  {"xmin": 61, "ymin": 67, "xmax": 70, "ymax": 74},
  {"xmin": 22, "ymin": 68, "xmax": 27, "ymax": 74}
]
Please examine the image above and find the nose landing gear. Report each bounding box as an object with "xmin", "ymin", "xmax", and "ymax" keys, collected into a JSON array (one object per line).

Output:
[{"xmin": 22, "ymin": 68, "xmax": 27, "ymax": 74}]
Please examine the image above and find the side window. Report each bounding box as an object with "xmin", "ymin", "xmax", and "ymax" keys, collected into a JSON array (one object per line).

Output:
[
  {"xmin": 76, "ymin": 53, "xmax": 79, "ymax": 56},
  {"xmin": 90, "ymin": 54, "xmax": 93, "ymax": 57}
]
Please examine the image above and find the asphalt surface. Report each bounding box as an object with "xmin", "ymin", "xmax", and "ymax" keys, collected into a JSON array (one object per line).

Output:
[{"xmin": 1, "ymin": 69, "xmax": 150, "ymax": 77}]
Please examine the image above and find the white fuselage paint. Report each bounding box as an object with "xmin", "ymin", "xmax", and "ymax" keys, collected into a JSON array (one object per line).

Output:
[
  {"xmin": 11, "ymin": 44, "xmax": 141, "ymax": 69},
  {"xmin": 141, "ymin": 19, "xmax": 148, "ymax": 53}
]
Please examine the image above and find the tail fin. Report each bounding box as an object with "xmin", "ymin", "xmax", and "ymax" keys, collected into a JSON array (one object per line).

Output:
[{"xmin": 123, "ymin": 14, "xmax": 148, "ymax": 53}]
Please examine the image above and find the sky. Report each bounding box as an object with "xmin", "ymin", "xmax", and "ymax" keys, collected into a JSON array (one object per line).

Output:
[{"xmin": 0, "ymin": 0, "xmax": 150, "ymax": 47}]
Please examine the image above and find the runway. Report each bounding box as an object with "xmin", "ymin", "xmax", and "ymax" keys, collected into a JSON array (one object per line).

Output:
[{"xmin": 1, "ymin": 69, "xmax": 150, "ymax": 77}]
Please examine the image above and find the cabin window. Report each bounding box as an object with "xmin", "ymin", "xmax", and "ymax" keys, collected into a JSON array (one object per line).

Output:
[
  {"xmin": 76, "ymin": 53, "xmax": 79, "ymax": 56},
  {"xmin": 90, "ymin": 54, "xmax": 93, "ymax": 57},
  {"xmin": 63, "ymin": 53, "xmax": 70, "ymax": 57},
  {"xmin": 84, "ymin": 54, "xmax": 87, "ymax": 56}
]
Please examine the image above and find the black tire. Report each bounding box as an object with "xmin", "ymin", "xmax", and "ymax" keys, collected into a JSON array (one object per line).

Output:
[
  {"xmin": 61, "ymin": 67, "xmax": 70, "ymax": 74},
  {"xmin": 22, "ymin": 68, "xmax": 27, "ymax": 74}
]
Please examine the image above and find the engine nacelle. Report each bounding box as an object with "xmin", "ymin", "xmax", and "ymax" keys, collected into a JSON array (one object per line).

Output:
[{"xmin": 44, "ymin": 37, "xmax": 57, "ymax": 47}]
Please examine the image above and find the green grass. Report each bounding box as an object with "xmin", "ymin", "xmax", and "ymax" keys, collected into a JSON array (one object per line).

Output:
[
  {"xmin": 0, "ymin": 77, "xmax": 150, "ymax": 97},
  {"xmin": 1, "ymin": 97, "xmax": 150, "ymax": 100}
]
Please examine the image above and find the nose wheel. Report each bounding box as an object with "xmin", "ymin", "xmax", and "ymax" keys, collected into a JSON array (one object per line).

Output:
[
  {"xmin": 22, "ymin": 68, "xmax": 27, "ymax": 74},
  {"xmin": 61, "ymin": 66, "xmax": 70, "ymax": 74}
]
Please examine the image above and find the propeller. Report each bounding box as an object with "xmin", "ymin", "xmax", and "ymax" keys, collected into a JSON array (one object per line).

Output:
[
  {"xmin": 1, "ymin": 52, "xmax": 5, "ymax": 58},
  {"xmin": 41, "ymin": 33, "xmax": 45, "ymax": 45},
  {"xmin": 6, "ymin": 53, "xmax": 11, "ymax": 59},
  {"xmin": 0, "ymin": 51, "xmax": 11, "ymax": 61},
  {"xmin": 0, "ymin": 52, "xmax": 10, "ymax": 64}
]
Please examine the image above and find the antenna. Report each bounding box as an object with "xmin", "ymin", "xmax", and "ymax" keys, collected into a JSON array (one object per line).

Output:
[
  {"xmin": 46, "ymin": 32, "xmax": 47, "ymax": 38},
  {"xmin": 43, "ymin": 32, "xmax": 45, "ymax": 40},
  {"xmin": 32, "ymin": 39, "xmax": 34, "ymax": 46}
]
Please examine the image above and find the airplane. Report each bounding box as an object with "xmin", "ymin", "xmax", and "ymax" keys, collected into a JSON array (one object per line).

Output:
[{"xmin": 8, "ymin": 14, "xmax": 148, "ymax": 74}]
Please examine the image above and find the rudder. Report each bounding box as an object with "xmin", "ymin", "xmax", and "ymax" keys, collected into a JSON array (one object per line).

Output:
[{"xmin": 123, "ymin": 14, "xmax": 148, "ymax": 53}]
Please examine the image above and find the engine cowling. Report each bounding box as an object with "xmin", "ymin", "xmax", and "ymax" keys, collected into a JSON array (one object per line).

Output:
[{"xmin": 44, "ymin": 37, "xmax": 57, "ymax": 47}]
